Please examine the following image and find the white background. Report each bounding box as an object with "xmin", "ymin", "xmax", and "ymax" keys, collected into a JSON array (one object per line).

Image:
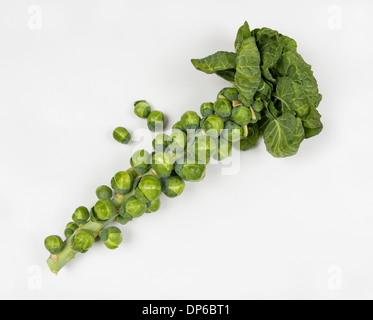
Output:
[{"xmin": 0, "ymin": 0, "xmax": 372, "ymax": 300}]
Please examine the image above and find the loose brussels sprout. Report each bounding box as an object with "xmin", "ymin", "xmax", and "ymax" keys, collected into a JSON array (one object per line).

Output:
[
  {"xmin": 188, "ymin": 135, "xmax": 217, "ymax": 164},
  {"xmin": 200, "ymin": 102, "xmax": 214, "ymax": 118},
  {"xmin": 213, "ymin": 138, "xmax": 232, "ymax": 161},
  {"xmin": 231, "ymin": 106, "xmax": 252, "ymax": 125},
  {"xmin": 120, "ymin": 196, "xmax": 147, "ymax": 218},
  {"xmin": 113, "ymin": 127, "xmax": 131, "ymax": 144},
  {"xmin": 201, "ymin": 115, "xmax": 224, "ymax": 138},
  {"xmin": 172, "ymin": 121, "xmax": 185, "ymax": 132},
  {"xmin": 96, "ymin": 185, "xmax": 113, "ymax": 200},
  {"xmin": 181, "ymin": 111, "xmax": 201, "ymax": 131},
  {"xmin": 214, "ymin": 99, "xmax": 232, "ymax": 118},
  {"xmin": 161, "ymin": 175, "xmax": 185, "ymax": 198},
  {"xmin": 111, "ymin": 170, "xmax": 134, "ymax": 195},
  {"xmin": 146, "ymin": 198, "xmax": 161, "ymax": 213},
  {"xmin": 221, "ymin": 120, "xmax": 243, "ymax": 143},
  {"xmin": 130, "ymin": 149, "xmax": 151, "ymax": 174},
  {"xmin": 135, "ymin": 175, "xmax": 162, "ymax": 202},
  {"xmin": 44, "ymin": 235, "xmax": 64, "ymax": 254},
  {"xmin": 72, "ymin": 206, "xmax": 90, "ymax": 226},
  {"xmin": 72, "ymin": 230, "xmax": 95, "ymax": 253},
  {"xmin": 217, "ymin": 87, "xmax": 239, "ymax": 102},
  {"xmin": 151, "ymin": 152, "xmax": 175, "ymax": 178},
  {"xmin": 94, "ymin": 200, "xmax": 115, "ymax": 221},
  {"xmin": 99, "ymin": 227, "xmax": 123, "ymax": 250},
  {"xmin": 167, "ymin": 129, "xmax": 187, "ymax": 153},
  {"xmin": 134, "ymin": 100, "xmax": 151, "ymax": 118},
  {"xmin": 152, "ymin": 133, "xmax": 171, "ymax": 152},
  {"xmin": 175, "ymin": 161, "xmax": 206, "ymax": 182},
  {"xmin": 147, "ymin": 111, "xmax": 165, "ymax": 132},
  {"xmin": 252, "ymin": 100, "xmax": 264, "ymax": 112},
  {"xmin": 64, "ymin": 222, "xmax": 78, "ymax": 238}
]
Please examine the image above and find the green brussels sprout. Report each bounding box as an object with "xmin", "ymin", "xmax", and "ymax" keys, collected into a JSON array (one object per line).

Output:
[
  {"xmin": 231, "ymin": 106, "xmax": 252, "ymax": 125},
  {"xmin": 147, "ymin": 111, "xmax": 165, "ymax": 132},
  {"xmin": 181, "ymin": 111, "xmax": 201, "ymax": 131},
  {"xmin": 130, "ymin": 149, "xmax": 151, "ymax": 174},
  {"xmin": 115, "ymin": 215, "xmax": 132, "ymax": 225},
  {"xmin": 252, "ymin": 100, "xmax": 264, "ymax": 112},
  {"xmin": 201, "ymin": 115, "xmax": 224, "ymax": 138},
  {"xmin": 172, "ymin": 121, "xmax": 185, "ymax": 132},
  {"xmin": 72, "ymin": 230, "xmax": 95, "ymax": 253},
  {"xmin": 44, "ymin": 235, "xmax": 64, "ymax": 254},
  {"xmin": 161, "ymin": 175, "xmax": 185, "ymax": 198},
  {"xmin": 175, "ymin": 161, "xmax": 206, "ymax": 182},
  {"xmin": 113, "ymin": 127, "xmax": 131, "ymax": 144},
  {"xmin": 135, "ymin": 175, "xmax": 162, "ymax": 202},
  {"xmin": 120, "ymin": 196, "xmax": 147, "ymax": 218},
  {"xmin": 167, "ymin": 129, "xmax": 187, "ymax": 153},
  {"xmin": 95, "ymin": 185, "xmax": 113, "ymax": 200},
  {"xmin": 99, "ymin": 227, "xmax": 123, "ymax": 250},
  {"xmin": 111, "ymin": 170, "xmax": 134, "ymax": 195},
  {"xmin": 64, "ymin": 222, "xmax": 79, "ymax": 238},
  {"xmin": 200, "ymin": 102, "xmax": 214, "ymax": 118},
  {"xmin": 214, "ymin": 99, "xmax": 232, "ymax": 118},
  {"xmin": 72, "ymin": 206, "xmax": 90, "ymax": 226},
  {"xmin": 188, "ymin": 135, "xmax": 217, "ymax": 164},
  {"xmin": 151, "ymin": 152, "xmax": 175, "ymax": 178},
  {"xmin": 221, "ymin": 120, "xmax": 243, "ymax": 143},
  {"xmin": 213, "ymin": 138, "xmax": 232, "ymax": 161},
  {"xmin": 146, "ymin": 198, "xmax": 161, "ymax": 213},
  {"xmin": 94, "ymin": 200, "xmax": 115, "ymax": 221},
  {"xmin": 217, "ymin": 87, "xmax": 239, "ymax": 102},
  {"xmin": 134, "ymin": 100, "xmax": 151, "ymax": 118},
  {"xmin": 152, "ymin": 133, "xmax": 171, "ymax": 152}
]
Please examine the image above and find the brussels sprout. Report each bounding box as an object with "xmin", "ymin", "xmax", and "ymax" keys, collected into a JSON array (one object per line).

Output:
[
  {"xmin": 221, "ymin": 120, "xmax": 243, "ymax": 143},
  {"xmin": 134, "ymin": 100, "xmax": 151, "ymax": 118},
  {"xmin": 217, "ymin": 87, "xmax": 239, "ymax": 102},
  {"xmin": 252, "ymin": 100, "xmax": 264, "ymax": 112},
  {"xmin": 95, "ymin": 185, "xmax": 113, "ymax": 200},
  {"xmin": 130, "ymin": 149, "xmax": 151, "ymax": 174},
  {"xmin": 172, "ymin": 121, "xmax": 185, "ymax": 132},
  {"xmin": 44, "ymin": 235, "xmax": 64, "ymax": 254},
  {"xmin": 181, "ymin": 111, "xmax": 201, "ymax": 131},
  {"xmin": 64, "ymin": 222, "xmax": 79, "ymax": 238},
  {"xmin": 200, "ymin": 102, "xmax": 214, "ymax": 118},
  {"xmin": 188, "ymin": 135, "xmax": 217, "ymax": 164},
  {"xmin": 152, "ymin": 133, "xmax": 171, "ymax": 152},
  {"xmin": 167, "ymin": 129, "xmax": 187, "ymax": 153},
  {"xmin": 147, "ymin": 111, "xmax": 165, "ymax": 132},
  {"xmin": 94, "ymin": 200, "xmax": 115, "ymax": 221},
  {"xmin": 72, "ymin": 206, "xmax": 90, "ymax": 226},
  {"xmin": 152, "ymin": 152, "xmax": 175, "ymax": 178},
  {"xmin": 213, "ymin": 138, "xmax": 232, "ymax": 161},
  {"xmin": 134, "ymin": 175, "xmax": 162, "ymax": 202},
  {"xmin": 115, "ymin": 215, "xmax": 132, "ymax": 225},
  {"xmin": 120, "ymin": 196, "xmax": 147, "ymax": 218},
  {"xmin": 72, "ymin": 230, "xmax": 95, "ymax": 253},
  {"xmin": 146, "ymin": 198, "xmax": 161, "ymax": 213},
  {"xmin": 214, "ymin": 99, "xmax": 232, "ymax": 118},
  {"xmin": 99, "ymin": 227, "xmax": 123, "ymax": 250},
  {"xmin": 111, "ymin": 170, "xmax": 134, "ymax": 195},
  {"xmin": 175, "ymin": 161, "xmax": 206, "ymax": 182},
  {"xmin": 113, "ymin": 127, "xmax": 131, "ymax": 144},
  {"xmin": 201, "ymin": 115, "xmax": 224, "ymax": 138},
  {"xmin": 231, "ymin": 106, "xmax": 252, "ymax": 125},
  {"xmin": 161, "ymin": 175, "xmax": 185, "ymax": 198}
]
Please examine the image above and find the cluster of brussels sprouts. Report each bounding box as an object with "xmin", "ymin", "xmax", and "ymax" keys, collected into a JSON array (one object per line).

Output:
[{"xmin": 45, "ymin": 88, "xmax": 255, "ymax": 273}]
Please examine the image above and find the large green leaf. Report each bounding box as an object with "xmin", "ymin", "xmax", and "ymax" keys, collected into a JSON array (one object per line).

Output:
[
  {"xmin": 215, "ymin": 69, "xmax": 236, "ymax": 83},
  {"xmin": 235, "ymin": 37, "xmax": 261, "ymax": 106},
  {"xmin": 302, "ymin": 106, "xmax": 323, "ymax": 138},
  {"xmin": 235, "ymin": 21, "xmax": 251, "ymax": 52},
  {"xmin": 254, "ymin": 28, "xmax": 283, "ymax": 82},
  {"xmin": 191, "ymin": 51, "xmax": 236, "ymax": 75},
  {"xmin": 275, "ymin": 76, "xmax": 312, "ymax": 118},
  {"xmin": 278, "ymin": 34, "xmax": 297, "ymax": 52},
  {"xmin": 263, "ymin": 113, "xmax": 305, "ymax": 158}
]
